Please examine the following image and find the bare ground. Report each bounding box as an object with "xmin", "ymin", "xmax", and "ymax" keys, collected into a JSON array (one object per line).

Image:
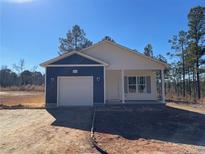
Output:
[
  {"xmin": 0, "ymin": 108, "xmax": 96, "ymax": 154},
  {"xmin": 1, "ymin": 91, "xmax": 205, "ymax": 153},
  {"xmin": 167, "ymin": 102, "xmax": 205, "ymax": 114},
  {"xmin": 94, "ymin": 104, "xmax": 205, "ymax": 154},
  {"xmin": 0, "ymin": 91, "xmax": 44, "ymax": 108}
]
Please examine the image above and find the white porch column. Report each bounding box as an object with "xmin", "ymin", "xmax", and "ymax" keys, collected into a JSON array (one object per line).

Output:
[
  {"xmin": 121, "ymin": 70, "xmax": 125, "ymax": 103},
  {"xmin": 103, "ymin": 66, "xmax": 106, "ymax": 104},
  {"xmin": 161, "ymin": 69, "xmax": 165, "ymax": 103}
]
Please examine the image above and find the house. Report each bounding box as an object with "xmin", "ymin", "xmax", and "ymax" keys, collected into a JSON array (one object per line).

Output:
[{"xmin": 40, "ymin": 40, "xmax": 168, "ymax": 107}]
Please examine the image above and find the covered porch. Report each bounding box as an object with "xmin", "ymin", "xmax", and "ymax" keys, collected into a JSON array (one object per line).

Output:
[{"xmin": 104, "ymin": 69, "xmax": 165, "ymax": 104}]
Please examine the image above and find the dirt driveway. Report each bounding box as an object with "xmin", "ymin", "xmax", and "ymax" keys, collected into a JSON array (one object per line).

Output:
[
  {"xmin": 0, "ymin": 108, "xmax": 96, "ymax": 154},
  {"xmin": 94, "ymin": 104, "xmax": 205, "ymax": 154}
]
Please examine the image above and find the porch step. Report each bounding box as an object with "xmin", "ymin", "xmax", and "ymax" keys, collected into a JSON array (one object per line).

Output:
[{"xmin": 94, "ymin": 103, "xmax": 166, "ymax": 111}]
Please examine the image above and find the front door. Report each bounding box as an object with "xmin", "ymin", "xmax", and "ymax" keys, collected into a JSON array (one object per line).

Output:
[{"xmin": 106, "ymin": 70, "xmax": 121, "ymax": 101}]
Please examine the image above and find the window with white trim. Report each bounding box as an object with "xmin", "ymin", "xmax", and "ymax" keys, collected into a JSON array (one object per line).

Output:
[
  {"xmin": 127, "ymin": 76, "xmax": 148, "ymax": 93},
  {"xmin": 128, "ymin": 76, "xmax": 136, "ymax": 93},
  {"xmin": 137, "ymin": 76, "xmax": 146, "ymax": 93}
]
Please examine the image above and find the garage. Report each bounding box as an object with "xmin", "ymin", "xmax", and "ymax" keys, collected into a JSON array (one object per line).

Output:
[
  {"xmin": 57, "ymin": 76, "xmax": 93, "ymax": 106},
  {"xmin": 41, "ymin": 51, "xmax": 105, "ymax": 107}
]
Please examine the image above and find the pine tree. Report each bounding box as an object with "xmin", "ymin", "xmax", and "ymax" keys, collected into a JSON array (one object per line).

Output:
[
  {"xmin": 144, "ymin": 44, "xmax": 153, "ymax": 57},
  {"xmin": 188, "ymin": 6, "xmax": 205, "ymax": 99},
  {"xmin": 168, "ymin": 31, "xmax": 189, "ymax": 97},
  {"xmin": 59, "ymin": 25, "xmax": 92, "ymax": 54}
]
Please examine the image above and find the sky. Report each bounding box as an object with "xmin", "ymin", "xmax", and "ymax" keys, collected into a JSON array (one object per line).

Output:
[{"xmin": 0, "ymin": 0, "xmax": 205, "ymax": 73}]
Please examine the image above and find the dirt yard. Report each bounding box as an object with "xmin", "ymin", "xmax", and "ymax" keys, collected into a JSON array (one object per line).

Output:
[
  {"xmin": 94, "ymin": 104, "xmax": 205, "ymax": 154},
  {"xmin": 1, "ymin": 91, "xmax": 205, "ymax": 153},
  {"xmin": 0, "ymin": 91, "xmax": 44, "ymax": 108},
  {"xmin": 0, "ymin": 108, "xmax": 96, "ymax": 154}
]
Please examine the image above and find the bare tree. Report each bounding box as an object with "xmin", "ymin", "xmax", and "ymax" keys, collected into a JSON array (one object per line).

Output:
[
  {"xmin": 13, "ymin": 59, "xmax": 25, "ymax": 74},
  {"xmin": 13, "ymin": 59, "xmax": 25, "ymax": 85}
]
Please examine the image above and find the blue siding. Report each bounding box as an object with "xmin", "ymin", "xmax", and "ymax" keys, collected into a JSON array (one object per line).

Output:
[
  {"xmin": 51, "ymin": 54, "xmax": 99, "ymax": 65},
  {"xmin": 46, "ymin": 66, "xmax": 104, "ymax": 106}
]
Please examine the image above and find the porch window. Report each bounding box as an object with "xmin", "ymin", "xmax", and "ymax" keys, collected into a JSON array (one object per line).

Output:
[
  {"xmin": 126, "ymin": 76, "xmax": 150, "ymax": 94},
  {"xmin": 137, "ymin": 76, "xmax": 146, "ymax": 93},
  {"xmin": 128, "ymin": 76, "xmax": 136, "ymax": 93}
]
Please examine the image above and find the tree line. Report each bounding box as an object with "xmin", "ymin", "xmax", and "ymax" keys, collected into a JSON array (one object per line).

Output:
[
  {"xmin": 143, "ymin": 6, "xmax": 205, "ymax": 101},
  {"xmin": 0, "ymin": 59, "xmax": 44, "ymax": 87},
  {"xmin": 166, "ymin": 6, "xmax": 205, "ymax": 101}
]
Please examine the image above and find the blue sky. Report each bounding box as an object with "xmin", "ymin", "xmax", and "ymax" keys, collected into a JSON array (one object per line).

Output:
[{"xmin": 1, "ymin": 0, "xmax": 204, "ymax": 72}]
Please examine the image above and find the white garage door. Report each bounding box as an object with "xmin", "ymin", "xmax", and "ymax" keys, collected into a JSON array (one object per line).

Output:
[{"xmin": 58, "ymin": 76, "xmax": 93, "ymax": 106}]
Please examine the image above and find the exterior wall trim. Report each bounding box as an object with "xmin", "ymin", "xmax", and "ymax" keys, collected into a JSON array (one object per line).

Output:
[
  {"xmin": 45, "ymin": 67, "xmax": 47, "ymax": 106},
  {"xmin": 121, "ymin": 69, "xmax": 125, "ymax": 103},
  {"xmin": 41, "ymin": 51, "xmax": 109, "ymax": 67},
  {"xmin": 81, "ymin": 40, "xmax": 168, "ymax": 68},
  {"xmin": 161, "ymin": 69, "xmax": 165, "ymax": 103},
  {"xmin": 100, "ymin": 40, "xmax": 168, "ymax": 68},
  {"xmin": 47, "ymin": 64, "xmax": 105, "ymax": 67}
]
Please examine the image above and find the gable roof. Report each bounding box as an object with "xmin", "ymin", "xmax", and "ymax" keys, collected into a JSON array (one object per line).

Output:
[
  {"xmin": 81, "ymin": 40, "xmax": 169, "ymax": 68},
  {"xmin": 50, "ymin": 53, "xmax": 100, "ymax": 65},
  {"xmin": 40, "ymin": 51, "xmax": 109, "ymax": 67},
  {"xmin": 40, "ymin": 40, "xmax": 169, "ymax": 68}
]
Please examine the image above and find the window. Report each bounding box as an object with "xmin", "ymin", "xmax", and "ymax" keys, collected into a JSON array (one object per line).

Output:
[
  {"xmin": 137, "ymin": 76, "xmax": 146, "ymax": 93},
  {"xmin": 127, "ymin": 76, "xmax": 149, "ymax": 94},
  {"xmin": 128, "ymin": 76, "xmax": 136, "ymax": 93}
]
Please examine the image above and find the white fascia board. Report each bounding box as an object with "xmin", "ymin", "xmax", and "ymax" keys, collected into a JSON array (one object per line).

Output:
[
  {"xmin": 47, "ymin": 64, "xmax": 105, "ymax": 67},
  {"xmin": 40, "ymin": 39, "xmax": 168, "ymax": 68},
  {"xmin": 40, "ymin": 51, "xmax": 77, "ymax": 67},
  {"xmin": 102, "ymin": 40, "xmax": 169, "ymax": 68},
  {"xmin": 40, "ymin": 50, "xmax": 109, "ymax": 67}
]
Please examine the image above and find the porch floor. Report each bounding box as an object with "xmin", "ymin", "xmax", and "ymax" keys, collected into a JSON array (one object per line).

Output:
[
  {"xmin": 95, "ymin": 101, "xmax": 165, "ymax": 111},
  {"xmin": 94, "ymin": 100, "xmax": 163, "ymax": 111},
  {"xmin": 105, "ymin": 100, "xmax": 162, "ymax": 105}
]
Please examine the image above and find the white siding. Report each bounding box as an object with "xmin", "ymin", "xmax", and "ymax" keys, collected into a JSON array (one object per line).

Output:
[
  {"xmin": 105, "ymin": 70, "xmax": 157, "ymax": 102},
  {"xmin": 124, "ymin": 70, "xmax": 157, "ymax": 100},
  {"xmin": 83, "ymin": 41, "xmax": 165, "ymax": 70}
]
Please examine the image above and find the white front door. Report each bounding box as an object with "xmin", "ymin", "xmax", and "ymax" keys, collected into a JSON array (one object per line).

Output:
[
  {"xmin": 106, "ymin": 70, "xmax": 121, "ymax": 100},
  {"xmin": 58, "ymin": 76, "xmax": 93, "ymax": 106}
]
